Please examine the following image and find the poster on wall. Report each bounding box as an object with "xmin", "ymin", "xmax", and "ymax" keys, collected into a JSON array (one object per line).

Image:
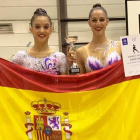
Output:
[
  {"xmin": 120, "ymin": 34, "xmax": 140, "ymax": 77},
  {"xmin": 125, "ymin": 0, "xmax": 140, "ymax": 35}
]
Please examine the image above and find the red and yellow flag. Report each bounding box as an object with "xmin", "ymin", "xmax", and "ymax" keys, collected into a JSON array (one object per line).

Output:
[{"xmin": 0, "ymin": 58, "xmax": 140, "ymax": 140}]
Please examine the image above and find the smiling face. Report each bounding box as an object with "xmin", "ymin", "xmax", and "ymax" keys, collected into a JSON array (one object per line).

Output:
[
  {"xmin": 88, "ymin": 9, "xmax": 109, "ymax": 37},
  {"xmin": 30, "ymin": 16, "xmax": 52, "ymax": 44}
]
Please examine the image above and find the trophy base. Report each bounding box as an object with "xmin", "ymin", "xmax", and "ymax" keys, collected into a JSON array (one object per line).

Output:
[{"xmin": 69, "ymin": 68, "xmax": 80, "ymax": 74}]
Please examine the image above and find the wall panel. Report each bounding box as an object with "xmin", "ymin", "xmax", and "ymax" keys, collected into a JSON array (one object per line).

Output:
[
  {"xmin": 0, "ymin": 0, "xmax": 56, "ymax": 6},
  {"xmin": 67, "ymin": 4, "xmax": 125, "ymax": 18},
  {"xmin": 0, "ymin": 33, "xmax": 58, "ymax": 47},
  {"xmin": 67, "ymin": 0, "xmax": 124, "ymax": 5},
  {"xmin": 0, "ymin": 20, "xmax": 58, "ymax": 33},
  {"xmin": 0, "ymin": 7, "xmax": 57, "ymax": 20},
  {"xmin": 68, "ymin": 20, "xmax": 126, "ymax": 42}
]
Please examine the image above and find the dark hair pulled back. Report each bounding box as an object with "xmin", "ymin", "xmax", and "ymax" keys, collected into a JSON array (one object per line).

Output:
[
  {"xmin": 31, "ymin": 8, "xmax": 52, "ymax": 27},
  {"xmin": 89, "ymin": 3, "xmax": 108, "ymax": 19}
]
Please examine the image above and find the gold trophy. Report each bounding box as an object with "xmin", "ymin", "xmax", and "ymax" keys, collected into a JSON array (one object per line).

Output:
[{"xmin": 66, "ymin": 36, "xmax": 80, "ymax": 74}]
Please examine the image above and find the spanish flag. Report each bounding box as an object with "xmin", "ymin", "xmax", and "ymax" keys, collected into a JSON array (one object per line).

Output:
[{"xmin": 0, "ymin": 58, "xmax": 140, "ymax": 140}]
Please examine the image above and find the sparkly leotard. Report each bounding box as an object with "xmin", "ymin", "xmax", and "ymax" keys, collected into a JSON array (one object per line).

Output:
[
  {"xmin": 77, "ymin": 40, "xmax": 121, "ymax": 73},
  {"xmin": 12, "ymin": 51, "xmax": 67, "ymax": 75}
]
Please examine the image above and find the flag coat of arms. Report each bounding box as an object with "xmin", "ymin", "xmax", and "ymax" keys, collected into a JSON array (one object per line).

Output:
[{"xmin": 0, "ymin": 58, "xmax": 140, "ymax": 140}]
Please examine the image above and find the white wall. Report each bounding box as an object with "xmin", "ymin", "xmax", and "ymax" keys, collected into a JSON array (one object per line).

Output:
[
  {"xmin": 67, "ymin": 0, "xmax": 126, "ymax": 42},
  {"xmin": 68, "ymin": 20, "xmax": 126, "ymax": 42},
  {"xmin": 0, "ymin": 0, "xmax": 126, "ymax": 60}
]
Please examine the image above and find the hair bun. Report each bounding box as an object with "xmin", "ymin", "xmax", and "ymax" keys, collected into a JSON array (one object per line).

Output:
[
  {"xmin": 93, "ymin": 3, "xmax": 101, "ymax": 8},
  {"xmin": 34, "ymin": 8, "xmax": 47, "ymax": 15}
]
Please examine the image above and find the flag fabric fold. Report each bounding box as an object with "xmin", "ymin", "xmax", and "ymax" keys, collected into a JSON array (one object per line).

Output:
[
  {"xmin": 0, "ymin": 58, "xmax": 139, "ymax": 92},
  {"xmin": 0, "ymin": 58, "xmax": 140, "ymax": 140}
]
